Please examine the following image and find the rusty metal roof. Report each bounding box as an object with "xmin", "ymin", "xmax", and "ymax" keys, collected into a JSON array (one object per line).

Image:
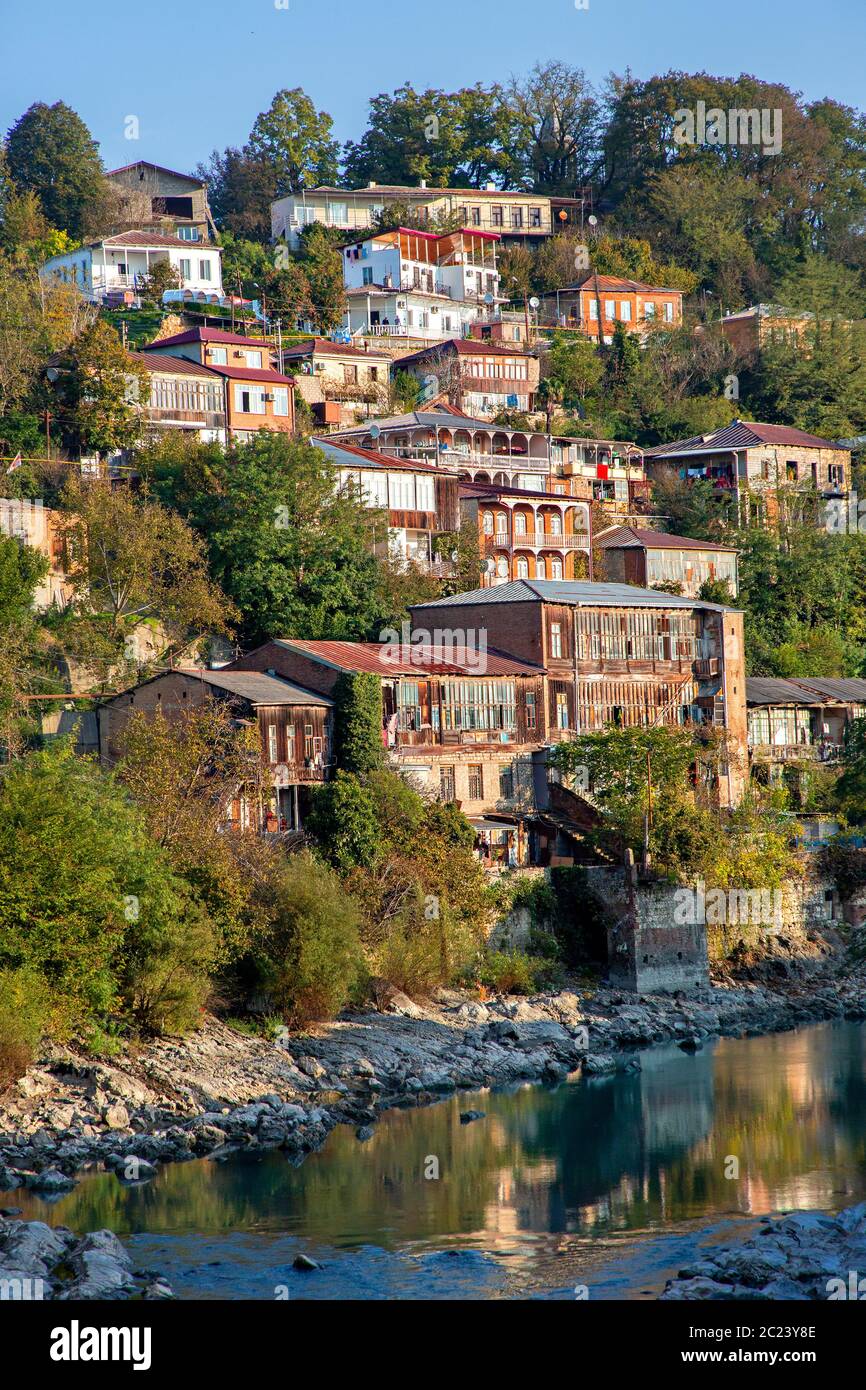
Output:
[
  {"xmin": 596, "ymin": 525, "xmax": 738, "ymax": 552},
  {"xmin": 274, "ymin": 639, "xmax": 544, "ymax": 676}
]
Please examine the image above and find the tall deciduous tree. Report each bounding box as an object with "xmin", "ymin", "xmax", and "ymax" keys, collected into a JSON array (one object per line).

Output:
[{"xmin": 247, "ymin": 88, "xmax": 340, "ymax": 196}]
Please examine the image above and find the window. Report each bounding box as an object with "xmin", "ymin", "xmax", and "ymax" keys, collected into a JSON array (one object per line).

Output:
[
  {"xmin": 482, "ymin": 511, "xmax": 495, "ymax": 535},
  {"xmin": 513, "ymin": 513, "xmax": 527, "ymax": 535},
  {"xmin": 516, "ymin": 556, "xmax": 529, "ymax": 578},
  {"xmin": 604, "ymin": 300, "xmax": 616, "ymax": 320},
  {"xmin": 589, "ymin": 300, "xmax": 598, "ymax": 321},
  {"xmin": 343, "ymin": 364, "xmax": 359, "ymax": 384},
  {"xmin": 243, "ymin": 350, "xmax": 263, "ymax": 368},
  {"xmin": 441, "ymin": 681, "xmax": 517, "ymax": 734},
  {"xmin": 549, "ymin": 514, "xmax": 562, "ymax": 535},
  {"xmin": 327, "ymin": 201, "xmax": 348, "ymax": 224},
  {"xmin": 550, "ymin": 622, "xmax": 562, "ymax": 658},
  {"xmin": 664, "ymin": 301, "xmax": 674, "ymax": 321},
  {"xmin": 179, "ymin": 258, "xmax": 191, "ymax": 281},
  {"xmin": 273, "ymin": 387, "xmax": 289, "ymax": 417},
  {"xmin": 499, "ymin": 764, "xmax": 514, "ymax": 800},
  {"xmin": 468, "ymin": 765, "xmax": 484, "ymax": 800},
  {"xmin": 439, "ymin": 766, "xmax": 456, "ymax": 801},
  {"xmin": 209, "ymin": 347, "xmax": 228, "ymax": 365},
  {"xmin": 362, "ymin": 266, "xmax": 374, "ymax": 285},
  {"xmin": 556, "ymin": 692, "xmax": 569, "ymax": 730},
  {"xmin": 530, "ymin": 207, "xmax": 542, "ymax": 228},
  {"xmin": 267, "ymin": 725, "xmax": 278, "ymax": 763},
  {"xmin": 620, "ymin": 301, "xmax": 632, "ymax": 321},
  {"xmin": 511, "ymin": 207, "xmax": 524, "ymax": 228},
  {"xmin": 550, "ymin": 558, "xmax": 563, "ymax": 579},
  {"xmin": 644, "ymin": 301, "xmax": 656, "ymax": 319},
  {"xmin": 199, "ymin": 259, "xmax": 211, "ymax": 282},
  {"xmin": 526, "ymin": 691, "xmax": 537, "ymax": 730},
  {"xmin": 234, "ymin": 384, "xmax": 266, "ymax": 414},
  {"xmin": 786, "ymin": 461, "xmax": 798, "ymax": 482},
  {"xmin": 471, "ymin": 207, "xmax": 481, "ymax": 226},
  {"xmin": 492, "ymin": 206, "xmax": 504, "ymax": 227},
  {"xmin": 287, "ymin": 724, "xmax": 296, "ymax": 762},
  {"xmin": 177, "ymin": 226, "xmax": 199, "ymax": 241}
]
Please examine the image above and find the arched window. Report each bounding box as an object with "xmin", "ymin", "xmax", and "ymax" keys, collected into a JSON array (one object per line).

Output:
[
  {"xmin": 536, "ymin": 557, "xmax": 546, "ymax": 579},
  {"xmin": 496, "ymin": 512, "xmax": 507, "ymax": 535},
  {"xmin": 496, "ymin": 556, "xmax": 509, "ymax": 577},
  {"xmin": 516, "ymin": 556, "xmax": 529, "ymax": 578},
  {"xmin": 549, "ymin": 513, "xmax": 562, "ymax": 536},
  {"xmin": 482, "ymin": 511, "xmax": 494, "ymax": 535},
  {"xmin": 550, "ymin": 558, "xmax": 563, "ymax": 579},
  {"xmin": 514, "ymin": 513, "xmax": 527, "ymax": 536}
]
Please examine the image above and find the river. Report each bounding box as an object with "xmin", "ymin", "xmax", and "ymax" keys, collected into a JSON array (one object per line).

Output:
[{"xmin": 5, "ymin": 1018, "xmax": 866, "ymax": 1299}]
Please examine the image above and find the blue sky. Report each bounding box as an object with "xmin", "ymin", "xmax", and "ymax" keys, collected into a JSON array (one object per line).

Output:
[{"xmin": 3, "ymin": 0, "xmax": 864, "ymax": 175}]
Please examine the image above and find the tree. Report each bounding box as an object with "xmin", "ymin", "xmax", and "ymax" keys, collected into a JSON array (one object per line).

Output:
[
  {"xmin": 186, "ymin": 433, "xmax": 384, "ymax": 647},
  {"xmin": 332, "ymin": 672, "xmax": 384, "ymax": 775},
  {"xmin": 5, "ymin": 101, "xmax": 107, "ymax": 239},
  {"xmin": 500, "ymin": 62, "xmax": 603, "ymax": 193},
  {"xmin": 307, "ymin": 771, "xmax": 380, "ymax": 873},
  {"xmin": 56, "ymin": 320, "xmax": 150, "ymax": 456},
  {"xmin": 343, "ymin": 83, "xmax": 507, "ymax": 189},
  {"xmin": 546, "ymin": 331, "xmax": 603, "ymax": 409},
  {"xmin": 247, "ymin": 88, "xmax": 340, "ymax": 196},
  {"xmin": 0, "ymin": 532, "xmax": 48, "ymax": 758},
  {"xmin": 197, "ymin": 147, "xmax": 276, "ymax": 241},
  {"xmin": 58, "ymin": 478, "xmax": 231, "ymax": 655},
  {"xmin": 140, "ymin": 259, "xmax": 181, "ymax": 307},
  {"xmin": 774, "ymin": 253, "xmax": 866, "ymax": 320},
  {"xmin": 296, "ymin": 223, "xmax": 346, "ymax": 333}
]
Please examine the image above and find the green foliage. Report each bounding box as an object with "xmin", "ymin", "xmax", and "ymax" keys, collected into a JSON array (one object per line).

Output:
[
  {"xmin": 819, "ymin": 835, "xmax": 866, "ymax": 903},
  {"xmin": 332, "ymin": 672, "xmax": 384, "ymax": 775},
  {"xmin": 474, "ymin": 949, "xmax": 546, "ymax": 995},
  {"xmin": 56, "ymin": 320, "xmax": 150, "ymax": 455},
  {"xmin": 307, "ymin": 771, "xmax": 380, "ymax": 873},
  {"xmin": 5, "ymin": 100, "xmax": 106, "ymax": 239},
  {"xmin": 247, "ymin": 88, "xmax": 340, "ymax": 196},
  {"xmin": 0, "ymin": 967, "xmax": 51, "ymax": 1088},
  {"xmin": 250, "ymin": 852, "xmax": 364, "ymax": 1027},
  {"xmin": 837, "ymin": 718, "xmax": 866, "ymax": 824}
]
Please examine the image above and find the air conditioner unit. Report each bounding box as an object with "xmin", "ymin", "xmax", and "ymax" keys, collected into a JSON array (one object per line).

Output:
[{"xmin": 264, "ymin": 393, "xmax": 275, "ymax": 402}]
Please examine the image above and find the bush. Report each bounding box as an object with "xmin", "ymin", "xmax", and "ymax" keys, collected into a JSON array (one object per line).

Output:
[
  {"xmin": 474, "ymin": 950, "xmax": 547, "ymax": 996},
  {"xmin": 251, "ymin": 852, "xmax": 365, "ymax": 1027},
  {"xmin": 0, "ymin": 968, "xmax": 51, "ymax": 1089}
]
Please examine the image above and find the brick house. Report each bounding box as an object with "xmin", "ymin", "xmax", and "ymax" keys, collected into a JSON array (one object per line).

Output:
[
  {"xmin": 459, "ymin": 479, "xmax": 592, "ymax": 584},
  {"xmin": 280, "ymin": 337, "xmax": 393, "ymax": 426},
  {"xmin": 97, "ymin": 668, "xmax": 333, "ymax": 834},
  {"xmin": 645, "ymin": 420, "xmax": 851, "ymax": 525},
  {"xmin": 538, "ymin": 273, "xmax": 684, "ymax": 343},
  {"xmin": 104, "ymin": 161, "xmax": 216, "ymax": 244},
  {"xmin": 143, "ymin": 329, "xmax": 296, "ymax": 439},
  {"xmin": 410, "ymin": 579, "xmax": 749, "ymax": 809}
]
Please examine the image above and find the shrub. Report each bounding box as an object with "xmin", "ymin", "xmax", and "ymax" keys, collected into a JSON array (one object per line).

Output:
[
  {"xmin": 251, "ymin": 852, "xmax": 365, "ymax": 1027},
  {"xmin": 306, "ymin": 771, "xmax": 380, "ymax": 872},
  {"xmin": 475, "ymin": 950, "xmax": 544, "ymax": 996},
  {"xmin": 0, "ymin": 968, "xmax": 51, "ymax": 1089}
]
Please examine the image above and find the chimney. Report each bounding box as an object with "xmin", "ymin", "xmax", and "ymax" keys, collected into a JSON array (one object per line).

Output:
[
  {"xmin": 368, "ymin": 181, "xmax": 377, "ymax": 189},
  {"xmin": 420, "ymin": 179, "xmax": 427, "ymax": 189},
  {"xmin": 485, "ymin": 182, "xmax": 497, "ymax": 192}
]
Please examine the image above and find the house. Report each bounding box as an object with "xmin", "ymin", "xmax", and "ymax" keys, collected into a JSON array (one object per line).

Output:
[
  {"xmin": 40, "ymin": 232, "xmax": 223, "ymax": 304},
  {"xmin": 459, "ymin": 479, "xmax": 592, "ymax": 584},
  {"xmin": 128, "ymin": 352, "xmax": 228, "ymax": 443},
  {"xmin": 645, "ymin": 420, "xmax": 851, "ymax": 526},
  {"xmin": 229, "ymin": 637, "xmax": 549, "ymax": 867},
  {"xmin": 410, "ymin": 579, "xmax": 749, "ymax": 808},
  {"xmin": 719, "ymin": 303, "xmax": 856, "ymax": 359},
  {"xmin": 140, "ymin": 330, "xmax": 296, "ymax": 439},
  {"xmin": 596, "ymin": 526, "xmax": 740, "ymax": 598},
  {"xmin": 104, "ymin": 161, "xmax": 216, "ymax": 244},
  {"xmin": 280, "ymin": 338, "xmax": 393, "ymax": 426},
  {"xmin": 538, "ymin": 273, "xmax": 684, "ymax": 343},
  {"xmin": 0, "ymin": 497, "xmax": 72, "ymax": 608},
  {"xmin": 327, "ymin": 407, "xmax": 649, "ymax": 512},
  {"xmin": 272, "ymin": 183, "xmax": 584, "ymax": 250},
  {"xmin": 340, "ymin": 227, "xmax": 503, "ymax": 343},
  {"xmin": 746, "ymin": 677, "xmax": 866, "ymax": 776},
  {"xmin": 97, "ymin": 668, "xmax": 334, "ymax": 834},
  {"xmin": 312, "ymin": 436, "xmax": 460, "ymax": 572},
  {"xmin": 393, "ymin": 339, "xmax": 539, "ymax": 418}
]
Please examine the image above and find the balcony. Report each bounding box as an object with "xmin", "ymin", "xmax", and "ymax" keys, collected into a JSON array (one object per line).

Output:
[
  {"xmin": 489, "ymin": 532, "xmax": 590, "ymax": 550},
  {"xmin": 749, "ymin": 743, "xmax": 842, "ymax": 763},
  {"xmin": 145, "ymin": 407, "xmax": 226, "ymax": 430}
]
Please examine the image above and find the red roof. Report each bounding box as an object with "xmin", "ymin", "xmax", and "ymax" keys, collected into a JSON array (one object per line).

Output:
[
  {"xmin": 93, "ymin": 230, "xmax": 217, "ymax": 250},
  {"xmin": 128, "ymin": 351, "xmax": 221, "ymax": 378},
  {"xmin": 596, "ymin": 525, "xmax": 738, "ymax": 553},
  {"xmin": 206, "ymin": 364, "xmax": 295, "ymax": 386},
  {"xmin": 281, "ymin": 337, "xmax": 392, "ymax": 361},
  {"xmin": 314, "ymin": 438, "xmax": 444, "ymax": 473},
  {"xmin": 647, "ymin": 420, "xmax": 847, "ymax": 457},
  {"xmin": 569, "ymin": 273, "xmax": 683, "ymax": 296},
  {"xmin": 146, "ymin": 328, "xmax": 272, "ymax": 349},
  {"xmin": 275, "ymin": 639, "xmax": 544, "ymax": 677}
]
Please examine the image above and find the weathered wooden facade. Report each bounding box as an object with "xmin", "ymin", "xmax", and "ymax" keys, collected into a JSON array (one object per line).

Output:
[{"xmin": 97, "ymin": 669, "xmax": 333, "ymax": 834}]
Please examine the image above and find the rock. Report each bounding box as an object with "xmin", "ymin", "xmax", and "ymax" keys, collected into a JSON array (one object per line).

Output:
[
  {"xmin": 58, "ymin": 1229, "xmax": 135, "ymax": 1300},
  {"xmin": 297, "ymin": 1056, "xmax": 327, "ymax": 1081},
  {"xmin": 103, "ymin": 1103, "xmax": 130, "ymax": 1131},
  {"xmin": 356, "ymin": 1125, "xmax": 375, "ymax": 1142},
  {"xmin": 459, "ymin": 1110, "xmax": 486, "ymax": 1125},
  {"xmin": 292, "ymin": 1253, "xmax": 320, "ymax": 1271},
  {"xmin": 677, "ymin": 1037, "xmax": 703, "ymax": 1053},
  {"xmin": 24, "ymin": 1168, "xmax": 76, "ymax": 1195},
  {"xmin": 583, "ymin": 1054, "xmax": 617, "ymax": 1075},
  {"xmin": 484, "ymin": 1020, "xmax": 520, "ymax": 1043}
]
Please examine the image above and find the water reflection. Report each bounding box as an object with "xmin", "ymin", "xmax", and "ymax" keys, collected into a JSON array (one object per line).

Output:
[{"xmin": 4, "ymin": 1019, "xmax": 866, "ymax": 1299}]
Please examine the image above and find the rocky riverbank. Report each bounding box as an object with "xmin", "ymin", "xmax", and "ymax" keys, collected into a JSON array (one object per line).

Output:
[
  {"xmin": 0, "ymin": 1216, "xmax": 173, "ymax": 1299},
  {"xmin": 662, "ymin": 1203, "xmax": 866, "ymax": 1300},
  {"xmin": 2, "ymin": 941, "xmax": 866, "ymax": 1195}
]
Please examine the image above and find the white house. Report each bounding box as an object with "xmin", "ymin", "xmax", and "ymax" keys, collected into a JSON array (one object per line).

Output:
[
  {"xmin": 40, "ymin": 231, "xmax": 223, "ymax": 304},
  {"xmin": 341, "ymin": 227, "xmax": 502, "ymax": 343}
]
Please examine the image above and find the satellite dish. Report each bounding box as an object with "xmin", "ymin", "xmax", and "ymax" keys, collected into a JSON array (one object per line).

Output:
[
  {"xmin": 485, "ymin": 558, "xmax": 496, "ymax": 574},
  {"xmin": 588, "ymin": 215, "xmax": 598, "ymax": 227},
  {"xmin": 529, "ymin": 297, "xmax": 540, "ymax": 310},
  {"xmin": 369, "ymin": 425, "xmax": 381, "ymax": 440},
  {"xmin": 484, "ymin": 292, "xmax": 494, "ymax": 305}
]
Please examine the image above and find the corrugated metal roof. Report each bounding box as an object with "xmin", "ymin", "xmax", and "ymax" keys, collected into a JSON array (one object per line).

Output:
[
  {"xmin": 129, "ymin": 351, "xmax": 221, "ymax": 378},
  {"xmin": 745, "ymin": 677, "xmax": 866, "ymax": 707},
  {"xmin": 146, "ymin": 328, "xmax": 272, "ymax": 349},
  {"xmin": 412, "ymin": 579, "xmax": 738, "ymax": 613},
  {"xmin": 275, "ymin": 639, "xmax": 544, "ymax": 676},
  {"xmin": 194, "ymin": 670, "xmax": 333, "ymax": 706},
  {"xmin": 647, "ymin": 420, "xmax": 845, "ymax": 457},
  {"xmin": 313, "ymin": 438, "xmax": 443, "ymax": 474},
  {"xmin": 786, "ymin": 678, "xmax": 866, "ymax": 704},
  {"xmin": 595, "ymin": 525, "xmax": 738, "ymax": 552}
]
